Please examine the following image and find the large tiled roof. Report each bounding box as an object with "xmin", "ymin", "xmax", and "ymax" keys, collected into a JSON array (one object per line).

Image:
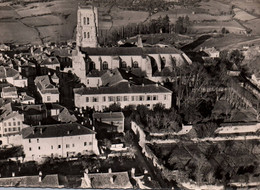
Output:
[
  {"xmin": 41, "ymin": 56, "xmax": 60, "ymax": 66},
  {"xmin": 86, "ymin": 70, "xmax": 108, "ymax": 77},
  {"xmin": 2, "ymin": 86, "xmax": 17, "ymax": 93},
  {"xmin": 93, "ymin": 112, "xmax": 124, "ymax": 119},
  {"xmin": 83, "ymin": 171, "xmax": 132, "ymax": 189},
  {"xmin": 74, "ymin": 82, "xmax": 172, "ymax": 95},
  {"xmin": 34, "ymin": 75, "xmax": 59, "ymax": 94},
  {"xmin": 0, "ymin": 174, "xmax": 61, "ymax": 188},
  {"xmin": 81, "ymin": 47, "xmax": 182, "ymax": 56},
  {"xmin": 22, "ymin": 123, "xmax": 95, "ymax": 139}
]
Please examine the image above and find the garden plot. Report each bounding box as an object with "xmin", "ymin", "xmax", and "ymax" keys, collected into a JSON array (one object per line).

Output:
[
  {"xmin": 21, "ymin": 15, "xmax": 64, "ymax": 27},
  {"xmin": 198, "ymin": 0, "xmax": 231, "ymax": 15},
  {"xmin": 0, "ymin": 6, "xmax": 20, "ymax": 19},
  {"xmin": 234, "ymin": 8, "xmax": 257, "ymax": 21}
]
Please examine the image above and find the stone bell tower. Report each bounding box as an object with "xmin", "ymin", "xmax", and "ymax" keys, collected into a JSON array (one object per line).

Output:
[{"xmin": 76, "ymin": 5, "xmax": 98, "ymax": 48}]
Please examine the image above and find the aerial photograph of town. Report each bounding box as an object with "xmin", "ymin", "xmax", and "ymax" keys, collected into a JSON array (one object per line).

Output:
[{"xmin": 0, "ymin": 0, "xmax": 259, "ymax": 189}]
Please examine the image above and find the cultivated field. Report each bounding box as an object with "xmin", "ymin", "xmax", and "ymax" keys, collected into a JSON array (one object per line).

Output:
[
  {"xmin": 198, "ymin": 0, "xmax": 232, "ymax": 15},
  {"xmin": 233, "ymin": 8, "xmax": 257, "ymax": 21}
]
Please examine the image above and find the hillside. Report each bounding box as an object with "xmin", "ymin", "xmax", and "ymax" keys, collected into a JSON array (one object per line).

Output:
[{"xmin": 0, "ymin": 0, "xmax": 259, "ymax": 45}]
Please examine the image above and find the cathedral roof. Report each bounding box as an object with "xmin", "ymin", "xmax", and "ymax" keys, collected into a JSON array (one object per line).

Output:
[{"xmin": 81, "ymin": 47, "xmax": 182, "ymax": 56}]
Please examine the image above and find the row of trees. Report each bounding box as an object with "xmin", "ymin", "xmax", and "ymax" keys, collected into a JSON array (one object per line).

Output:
[{"xmin": 99, "ymin": 15, "xmax": 191, "ymax": 45}]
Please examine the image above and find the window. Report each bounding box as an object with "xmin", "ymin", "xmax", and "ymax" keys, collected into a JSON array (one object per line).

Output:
[
  {"xmin": 116, "ymin": 96, "xmax": 121, "ymax": 102},
  {"xmin": 147, "ymin": 95, "xmax": 151, "ymax": 101},
  {"xmin": 72, "ymin": 144, "xmax": 75, "ymax": 147},
  {"xmin": 139, "ymin": 96, "xmax": 144, "ymax": 101},
  {"xmin": 86, "ymin": 97, "xmax": 89, "ymax": 102},
  {"xmin": 131, "ymin": 96, "xmax": 135, "ymax": 101},
  {"xmin": 123, "ymin": 96, "xmax": 128, "ymax": 101},
  {"xmin": 87, "ymin": 32, "xmax": 90, "ymax": 39},
  {"xmin": 13, "ymin": 127, "xmax": 16, "ymax": 131},
  {"xmin": 8, "ymin": 122, "xmax": 11, "ymax": 126},
  {"xmin": 87, "ymin": 79, "xmax": 89, "ymax": 85},
  {"xmin": 66, "ymin": 144, "xmax": 70, "ymax": 148},
  {"xmin": 38, "ymin": 146, "xmax": 40, "ymax": 150},
  {"xmin": 51, "ymin": 145, "xmax": 53, "ymax": 149},
  {"xmin": 103, "ymin": 96, "xmax": 106, "ymax": 102},
  {"xmin": 83, "ymin": 17, "xmax": 86, "ymax": 25},
  {"xmin": 87, "ymin": 17, "xmax": 89, "ymax": 25},
  {"xmin": 84, "ymin": 32, "xmax": 86, "ymax": 39},
  {"xmin": 29, "ymin": 147, "xmax": 32, "ymax": 151},
  {"xmin": 153, "ymin": 95, "xmax": 158, "ymax": 100},
  {"xmin": 17, "ymin": 121, "xmax": 20, "ymax": 125},
  {"xmin": 121, "ymin": 61, "xmax": 127, "ymax": 68},
  {"xmin": 47, "ymin": 96, "xmax": 51, "ymax": 101},
  {"xmin": 108, "ymin": 96, "xmax": 114, "ymax": 102},
  {"xmin": 93, "ymin": 97, "xmax": 98, "ymax": 102},
  {"xmin": 89, "ymin": 142, "xmax": 92, "ymax": 145},
  {"xmin": 3, "ymin": 123, "xmax": 6, "ymax": 127},
  {"xmin": 164, "ymin": 95, "xmax": 167, "ymax": 100},
  {"xmin": 133, "ymin": 61, "xmax": 138, "ymax": 68},
  {"xmin": 58, "ymin": 145, "xmax": 61, "ymax": 149},
  {"xmin": 29, "ymin": 139, "xmax": 31, "ymax": 143},
  {"xmin": 37, "ymin": 139, "xmax": 39, "ymax": 143},
  {"xmin": 18, "ymin": 127, "xmax": 20, "ymax": 131},
  {"xmin": 4, "ymin": 128, "xmax": 7, "ymax": 132},
  {"xmin": 84, "ymin": 142, "xmax": 87, "ymax": 146},
  {"xmin": 102, "ymin": 61, "xmax": 108, "ymax": 70},
  {"xmin": 8, "ymin": 128, "xmax": 11, "ymax": 132}
]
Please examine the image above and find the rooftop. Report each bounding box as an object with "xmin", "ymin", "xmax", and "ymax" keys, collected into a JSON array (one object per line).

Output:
[
  {"xmin": 74, "ymin": 82, "xmax": 172, "ymax": 95},
  {"xmin": 0, "ymin": 174, "xmax": 62, "ymax": 188},
  {"xmin": 81, "ymin": 47, "xmax": 182, "ymax": 56},
  {"xmin": 22, "ymin": 123, "xmax": 95, "ymax": 139},
  {"xmin": 93, "ymin": 112, "xmax": 124, "ymax": 119},
  {"xmin": 82, "ymin": 170, "xmax": 132, "ymax": 189}
]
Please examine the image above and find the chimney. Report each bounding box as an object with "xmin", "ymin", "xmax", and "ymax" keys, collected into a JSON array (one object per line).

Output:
[
  {"xmin": 39, "ymin": 121, "xmax": 41, "ymax": 126},
  {"xmin": 148, "ymin": 176, "xmax": 151, "ymax": 181},
  {"xmin": 85, "ymin": 169, "xmax": 89, "ymax": 174},
  {"xmin": 12, "ymin": 172, "xmax": 15, "ymax": 177},
  {"xmin": 131, "ymin": 168, "xmax": 136, "ymax": 177},
  {"xmin": 144, "ymin": 169, "xmax": 148, "ymax": 174},
  {"xmin": 92, "ymin": 126, "xmax": 95, "ymax": 131},
  {"xmin": 81, "ymin": 121, "xmax": 84, "ymax": 125},
  {"xmin": 39, "ymin": 171, "xmax": 42, "ymax": 182},
  {"xmin": 108, "ymin": 168, "xmax": 112, "ymax": 173},
  {"xmin": 67, "ymin": 131, "xmax": 70, "ymax": 135},
  {"xmin": 78, "ymin": 125, "xmax": 80, "ymax": 129},
  {"xmin": 89, "ymin": 119, "xmax": 92, "ymax": 125},
  {"xmin": 40, "ymin": 128, "xmax": 43, "ymax": 134},
  {"xmin": 142, "ymin": 83, "xmax": 144, "ymax": 87}
]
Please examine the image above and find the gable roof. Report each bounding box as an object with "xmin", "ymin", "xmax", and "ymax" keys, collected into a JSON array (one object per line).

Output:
[
  {"xmin": 93, "ymin": 112, "xmax": 124, "ymax": 120},
  {"xmin": 81, "ymin": 47, "xmax": 182, "ymax": 56},
  {"xmin": 83, "ymin": 171, "xmax": 132, "ymax": 189},
  {"xmin": 0, "ymin": 174, "xmax": 61, "ymax": 188},
  {"xmin": 34, "ymin": 75, "xmax": 59, "ymax": 94},
  {"xmin": 2, "ymin": 86, "xmax": 17, "ymax": 93},
  {"xmin": 41, "ymin": 57, "xmax": 60, "ymax": 66},
  {"xmin": 22, "ymin": 123, "xmax": 95, "ymax": 139},
  {"xmin": 74, "ymin": 82, "xmax": 172, "ymax": 95}
]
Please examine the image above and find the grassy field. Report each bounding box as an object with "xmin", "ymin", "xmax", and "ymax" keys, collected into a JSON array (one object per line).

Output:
[
  {"xmin": 193, "ymin": 34, "xmax": 260, "ymax": 50},
  {"xmin": 233, "ymin": 8, "xmax": 257, "ymax": 21},
  {"xmin": 198, "ymin": 0, "xmax": 232, "ymax": 15}
]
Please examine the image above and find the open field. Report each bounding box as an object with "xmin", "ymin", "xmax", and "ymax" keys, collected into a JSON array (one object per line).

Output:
[
  {"xmin": 198, "ymin": 0, "xmax": 232, "ymax": 15},
  {"xmin": 191, "ymin": 20, "xmax": 246, "ymax": 34},
  {"xmin": 193, "ymin": 34, "xmax": 260, "ymax": 50},
  {"xmin": 243, "ymin": 19, "xmax": 260, "ymax": 35},
  {"xmin": 233, "ymin": 8, "xmax": 257, "ymax": 21}
]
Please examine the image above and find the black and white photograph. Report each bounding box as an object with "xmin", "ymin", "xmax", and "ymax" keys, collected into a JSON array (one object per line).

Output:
[{"xmin": 0, "ymin": 0, "xmax": 259, "ymax": 189}]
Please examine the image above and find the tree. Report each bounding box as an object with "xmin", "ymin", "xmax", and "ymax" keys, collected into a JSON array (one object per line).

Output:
[
  {"xmin": 229, "ymin": 49, "xmax": 244, "ymax": 66},
  {"xmin": 104, "ymin": 103, "xmax": 122, "ymax": 112},
  {"xmin": 103, "ymin": 139, "xmax": 112, "ymax": 149}
]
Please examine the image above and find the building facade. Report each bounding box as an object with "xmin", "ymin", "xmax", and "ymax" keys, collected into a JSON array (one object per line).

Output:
[
  {"xmin": 22, "ymin": 123, "xmax": 99, "ymax": 161},
  {"xmin": 74, "ymin": 82, "xmax": 172, "ymax": 111},
  {"xmin": 34, "ymin": 75, "xmax": 59, "ymax": 103}
]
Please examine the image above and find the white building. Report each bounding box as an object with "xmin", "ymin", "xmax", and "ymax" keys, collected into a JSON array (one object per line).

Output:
[
  {"xmin": 73, "ymin": 82, "xmax": 172, "ymax": 111},
  {"xmin": 34, "ymin": 75, "xmax": 59, "ymax": 103},
  {"xmin": 1, "ymin": 86, "xmax": 18, "ymax": 99},
  {"xmin": 22, "ymin": 123, "xmax": 99, "ymax": 161},
  {"xmin": 0, "ymin": 103, "xmax": 27, "ymax": 146},
  {"xmin": 76, "ymin": 5, "xmax": 98, "ymax": 48},
  {"xmin": 0, "ymin": 66, "xmax": 28, "ymax": 88}
]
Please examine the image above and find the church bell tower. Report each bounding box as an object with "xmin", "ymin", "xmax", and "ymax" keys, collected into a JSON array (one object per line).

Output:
[{"xmin": 76, "ymin": 5, "xmax": 98, "ymax": 48}]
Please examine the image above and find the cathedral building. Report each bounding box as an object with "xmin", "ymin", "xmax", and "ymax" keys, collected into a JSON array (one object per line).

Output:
[{"xmin": 73, "ymin": 5, "xmax": 192, "ymax": 85}]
